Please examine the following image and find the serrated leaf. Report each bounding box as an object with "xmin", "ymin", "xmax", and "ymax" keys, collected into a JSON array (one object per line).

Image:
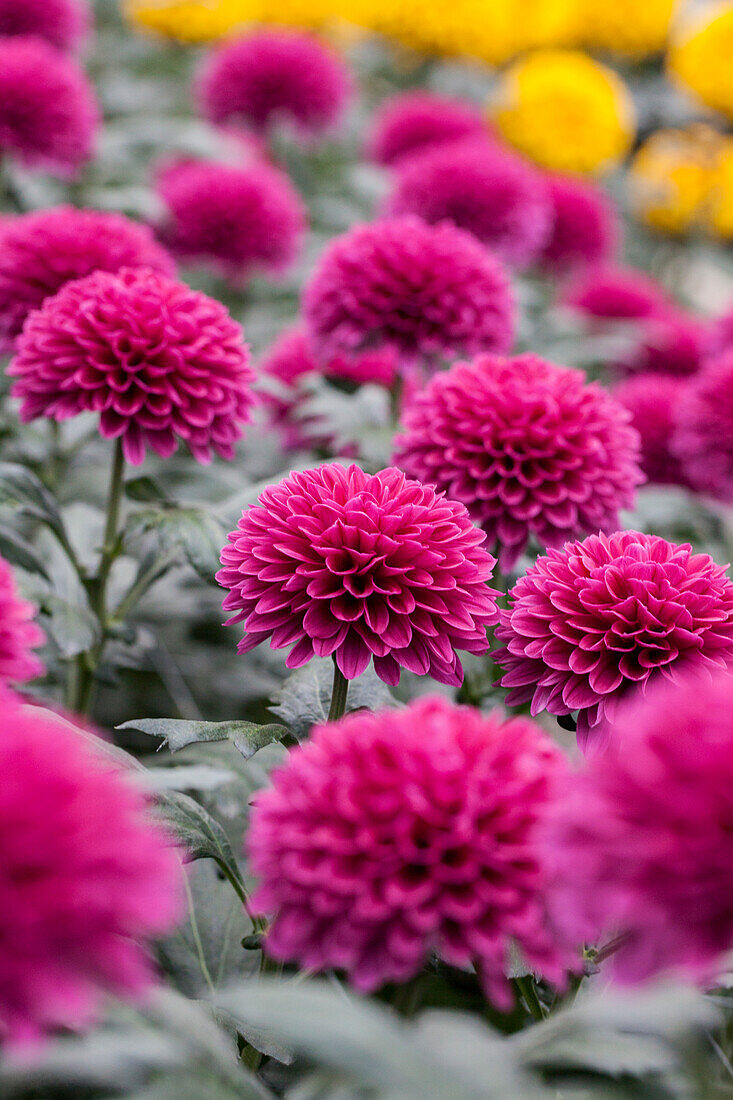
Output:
[
  {"xmin": 0, "ymin": 524, "xmax": 51, "ymax": 580},
  {"xmin": 271, "ymin": 657, "xmax": 395, "ymax": 739},
  {"xmin": 118, "ymin": 717, "xmax": 289, "ymax": 759},
  {"xmin": 0, "ymin": 462, "xmax": 67, "ymax": 541},
  {"xmin": 39, "ymin": 592, "xmax": 100, "ymax": 657},
  {"xmin": 154, "ymin": 790, "xmax": 246, "ymax": 898},
  {"xmin": 126, "ymin": 506, "xmax": 225, "ymax": 582},
  {"xmin": 124, "ymin": 475, "xmax": 172, "ymax": 502}
]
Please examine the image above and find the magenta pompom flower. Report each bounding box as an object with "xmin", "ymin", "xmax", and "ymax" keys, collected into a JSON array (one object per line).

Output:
[
  {"xmin": 0, "ymin": 692, "xmax": 181, "ymax": 1047},
  {"xmin": 495, "ymin": 529, "xmax": 733, "ymax": 748},
  {"xmin": 672, "ymin": 352, "xmax": 733, "ymax": 502},
  {"xmin": 0, "ymin": 36, "xmax": 98, "ymax": 176},
  {"xmin": 394, "ymin": 354, "xmax": 643, "ymax": 571},
  {"xmin": 9, "ymin": 267, "xmax": 254, "ymax": 466},
  {"xmin": 386, "ymin": 140, "xmax": 552, "ymax": 269},
  {"xmin": 614, "ymin": 374, "xmax": 691, "ymax": 488},
  {"xmin": 303, "ymin": 217, "xmax": 514, "ymax": 366},
  {"xmin": 544, "ymin": 669, "xmax": 733, "ymax": 984},
  {"xmin": 0, "ymin": 556, "xmax": 44, "ymax": 685},
  {"xmin": 249, "ymin": 695, "xmax": 574, "ymax": 1004},
  {"xmin": 217, "ymin": 463, "xmax": 499, "ymax": 685},
  {"xmin": 198, "ymin": 29, "xmax": 351, "ymax": 139},
  {"xmin": 0, "ymin": 0, "xmax": 90, "ymax": 51},
  {"xmin": 565, "ymin": 266, "xmax": 669, "ymax": 320},
  {"xmin": 155, "ymin": 158, "xmax": 306, "ymax": 282},
  {"xmin": 366, "ymin": 91, "xmax": 486, "ymax": 168},
  {"xmin": 540, "ymin": 174, "xmax": 618, "ymax": 273},
  {"xmin": 0, "ymin": 206, "xmax": 174, "ymax": 353},
  {"xmin": 623, "ymin": 311, "xmax": 706, "ymax": 378}
]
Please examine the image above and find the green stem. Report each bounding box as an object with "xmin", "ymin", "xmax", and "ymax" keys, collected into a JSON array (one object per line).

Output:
[
  {"xmin": 112, "ymin": 546, "xmax": 178, "ymax": 623},
  {"xmin": 514, "ymin": 975, "xmax": 546, "ymax": 1022},
  {"xmin": 327, "ymin": 659, "xmax": 349, "ymax": 722}
]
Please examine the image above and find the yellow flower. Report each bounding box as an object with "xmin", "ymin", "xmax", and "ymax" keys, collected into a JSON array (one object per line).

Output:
[
  {"xmin": 668, "ymin": 2, "xmax": 733, "ymax": 119},
  {"xmin": 491, "ymin": 49, "xmax": 635, "ymax": 175},
  {"xmin": 123, "ymin": 0, "xmax": 254, "ymax": 42},
  {"xmin": 708, "ymin": 144, "xmax": 733, "ymax": 239},
  {"xmin": 629, "ymin": 126, "xmax": 724, "ymax": 234},
  {"xmin": 577, "ymin": 0, "xmax": 677, "ymax": 56}
]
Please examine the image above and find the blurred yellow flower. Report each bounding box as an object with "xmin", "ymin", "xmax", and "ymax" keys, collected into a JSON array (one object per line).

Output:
[
  {"xmin": 124, "ymin": 0, "xmax": 253, "ymax": 42},
  {"xmin": 708, "ymin": 145, "xmax": 733, "ymax": 239},
  {"xmin": 491, "ymin": 49, "xmax": 635, "ymax": 175},
  {"xmin": 577, "ymin": 0, "xmax": 677, "ymax": 56},
  {"xmin": 668, "ymin": 2, "xmax": 733, "ymax": 119},
  {"xmin": 630, "ymin": 126, "xmax": 725, "ymax": 234}
]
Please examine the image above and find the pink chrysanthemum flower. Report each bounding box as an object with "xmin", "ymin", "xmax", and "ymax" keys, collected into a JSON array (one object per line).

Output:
[
  {"xmin": 385, "ymin": 140, "xmax": 552, "ymax": 269},
  {"xmin": 0, "ymin": 37, "xmax": 98, "ymax": 176},
  {"xmin": 303, "ymin": 217, "xmax": 514, "ymax": 366},
  {"xmin": 0, "ymin": 0, "xmax": 90, "ymax": 51},
  {"xmin": 564, "ymin": 266, "xmax": 669, "ymax": 320},
  {"xmin": 544, "ymin": 669, "xmax": 733, "ymax": 984},
  {"xmin": 198, "ymin": 29, "xmax": 351, "ymax": 139},
  {"xmin": 249, "ymin": 695, "xmax": 574, "ymax": 1005},
  {"xmin": 394, "ymin": 354, "xmax": 643, "ymax": 571},
  {"xmin": 217, "ymin": 463, "xmax": 499, "ymax": 685},
  {"xmin": 0, "ymin": 556, "xmax": 44, "ymax": 685},
  {"xmin": 614, "ymin": 374, "xmax": 691, "ymax": 488},
  {"xmin": 0, "ymin": 691, "xmax": 182, "ymax": 1047},
  {"xmin": 540, "ymin": 174, "xmax": 618, "ymax": 273},
  {"xmin": 9, "ymin": 267, "xmax": 254, "ymax": 466},
  {"xmin": 621, "ymin": 311, "xmax": 706, "ymax": 378},
  {"xmin": 155, "ymin": 158, "xmax": 306, "ymax": 283},
  {"xmin": 366, "ymin": 91, "xmax": 487, "ymax": 168},
  {"xmin": 0, "ymin": 206, "xmax": 175, "ymax": 353},
  {"xmin": 707, "ymin": 305, "xmax": 733, "ymax": 358},
  {"xmin": 495, "ymin": 529, "xmax": 733, "ymax": 749},
  {"xmin": 672, "ymin": 352, "xmax": 733, "ymax": 501}
]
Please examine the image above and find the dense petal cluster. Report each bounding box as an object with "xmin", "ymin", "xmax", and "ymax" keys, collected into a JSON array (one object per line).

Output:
[
  {"xmin": 9, "ymin": 267, "xmax": 254, "ymax": 466},
  {"xmin": 385, "ymin": 140, "xmax": 552, "ymax": 268},
  {"xmin": 577, "ymin": 0, "xmax": 675, "ymax": 56},
  {"xmin": 0, "ymin": 693, "xmax": 182, "ymax": 1046},
  {"xmin": 629, "ymin": 125, "xmax": 729, "ymax": 236},
  {"xmin": 394, "ymin": 354, "xmax": 642, "ymax": 570},
  {"xmin": 622, "ymin": 311, "xmax": 706, "ymax": 377},
  {"xmin": 544, "ymin": 670, "xmax": 733, "ymax": 983},
  {"xmin": 565, "ymin": 266, "xmax": 669, "ymax": 320},
  {"xmin": 303, "ymin": 217, "xmax": 514, "ymax": 365},
  {"xmin": 0, "ymin": 206, "xmax": 175, "ymax": 352},
  {"xmin": 668, "ymin": 3, "xmax": 733, "ymax": 121},
  {"xmin": 672, "ymin": 352, "xmax": 733, "ymax": 501},
  {"xmin": 492, "ymin": 50, "xmax": 636, "ymax": 175},
  {"xmin": 198, "ymin": 30, "xmax": 350, "ymax": 138},
  {"xmin": 0, "ymin": 36, "xmax": 98, "ymax": 175},
  {"xmin": 540, "ymin": 174, "xmax": 618, "ymax": 272},
  {"xmin": 614, "ymin": 375, "xmax": 691, "ymax": 488},
  {"xmin": 249, "ymin": 695, "xmax": 573, "ymax": 1003},
  {"xmin": 217, "ymin": 463, "xmax": 499, "ymax": 685},
  {"xmin": 495, "ymin": 529, "xmax": 733, "ymax": 747},
  {"xmin": 366, "ymin": 91, "xmax": 487, "ymax": 167},
  {"xmin": 0, "ymin": 556, "xmax": 44, "ymax": 686},
  {"xmin": 124, "ymin": 0, "xmax": 247, "ymax": 43},
  {"xmin": 155, "ymin": 158, "xmax": 306, "ymax": 281},
  {"xmin": 0, "ymin": 0, "xmax": 90, "ymax": 51}
]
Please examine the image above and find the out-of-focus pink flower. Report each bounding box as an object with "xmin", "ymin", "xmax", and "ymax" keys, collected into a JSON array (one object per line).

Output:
[
  {"xmin": 622, "ymin": 311, "xmax": 707, "ymax": 377},
  {"xmin": 366, "ymin": 91, "xmax": 487, "ymax": 167},
  {"xmin": 0, "ymin": 555, "xmax": 44, "ymax": 685},
  {"xmin": 672, "ymin": 351, "xmax": 733, "ymax": 501},
  {"xmin": 0, "ymin": 0, "xmax": 90, "ymax": 51},
  {"xmin": 614, "ymin": 374, "xmax": 691, "ymax": 487},
  {"xmin": 540, "ymin": 173, "xmax": 618, "ymax": 273},
  {"xmin": 565, "ymin": 266, "xmax": 670, "ymax": 320}
]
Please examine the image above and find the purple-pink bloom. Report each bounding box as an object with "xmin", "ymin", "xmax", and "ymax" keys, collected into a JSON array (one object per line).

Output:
[
  {"xmin": 394, "ymin": 354, "xmax": 643, "ymax": 571},
  {"xmin": 671, "ymin": 352, "xmax": 733, "ymax": 502},
  {"xmin": 614, "ymin": 374, "xmax": 691, "ymax": 488},
  {"xmin": 197, "ymin": 29, "xmax": 351, "ymax": 139},
  {"xmin": 707, "ymin": 305, "xmax": 733, "ymax": 358},
  {"xmin": 0, "ymin": 0, "xmax": 90, "ymax": 51},
  {"xmin": 303, "ymin": 217, "xmax": 514, "ymax": 366},
  {"xmin": 9, "ymin": 267, "xmax": 254, "ymax": 466},
  {"xmin": 385, "ymin": 139, "xmax": 552, "ymax": 269},
  {"xmin": 249, "ymin": 695, "xmax": 574, "ymax": 1005},
  {"xmin": 366, "ymin": 91, "xmax": 487, "ymax": 168},
  {"xmin": 494, "ymin": 529, "xmax": 733, "ymax": 749},
  {"xmin": 0, "ymin": 206, "xmax": 174, "ymax": 353},
  {"xmin": 543, "ymin": 669, "xmax": 733, "ymax": 985},
  {"xmin": 622, "ymin": 310, "xmax": 706, "ymax": 378},
  {"xmin": 0, "ymin": 691, "xmax": 182, "ymax": 1047},
  {"xmin": 564, "ymin": 266, "xmax": 670, "ymax": 320},
  {"xmin": 155, "ymin": 158, "xmax": 306, "ymax": 283},
  {"xmin": 0, "ymin": 555, "xmax": 44, "ymax": 685},
  {"xmin": 540, "ymin": 174, "xmax": 618, "ymax": 273},
  {"xmin": 217, "ymin": 463, "xmax": 499, "ymax": 686},
  {"xmin": 0, "ymin": 36, "xmax": 98, "ymax": 176}
]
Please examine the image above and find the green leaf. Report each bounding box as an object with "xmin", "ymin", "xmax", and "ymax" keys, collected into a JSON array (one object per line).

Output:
[
  {"xmin": 154, "ymin": 790, "xmax": 247, "ymax": 899},
  {"xmin": 39, "ymin": 592, "xmax": 100, "ymax": 658},
  {"xmin": 124, "ymin": 475, "xmax": 172, "ymax": 502},
  {"xmin": 271, "ymin": 657, "xmax": 395, "ymax": 739},
  {"xmin": 0, "ymin": 462, "xmax": 67, "ymax": 542},
  {"xmin": 117, "ymin": 717, "xmax": 289, "ymax": 759},
  {"xmin": 0, "ymin": 524, "xmax": 51, "ymax": 579},
  {"xmin": 126, "ymin": 506, "xmax": 225, "ymax": 583}
]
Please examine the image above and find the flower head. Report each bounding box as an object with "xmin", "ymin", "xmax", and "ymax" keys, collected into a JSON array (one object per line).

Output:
[
  {"xmin": 540, "ymin": 173, "xmax": 618, "ymax": 272},
  {"xmin": 249, "ymin": 695, "xmax": 573, "ymax": 1004},
  {"xmin": 492, "ymin": 50, "xmax": 635, "ymax": 175},
  {"xmin": 217, "ymin": 463, "xmax": 499, "ymax": 686},
  {"xmin": 623, "ymin": 311, "xmax": 707, "ymax": 377},
  {"xmin": 0, "ymin": 556, "xmax": 44, "ymax": 685},
  {"xmin": 124, "ymin": 0, "xmax": 246, "ymax": 43},
  {"xmin": 385, "ymin": 139, "xmax": 552, "ymax": 269},
  {"xmin": 669, "ymin": 3, "xmax": 733, "ymax": 121},
  {"xmin": 614, "ymin": 374, "xmax": 691, "ymax": 488},
  {"xmin": 0, "ymin": 206, "xmax": 175, "ymax": 353},
  {"xmin": 198, "ymin": 29, "xmax": 351, "ymax": 139},
  {"xmin": 564, "ymin": 266, "xmax": 669, "ymax": 320},
  {"xmin": 629, "ymin": 125, "xmax": 727, "ymax": 236},
  {"xmin": 0, "ymin": 36, "xmax": 99, "ymax": 176},
  {"xmin": 303, "ymin": 217, "xmax": 514, "ymax": 366},
  {"xmin": 0, "ymin": 0, "xmax": 90, "ymax": 51},
  {"xmin": 544, "ymin": 669, "xmax": 733, "ymax": 983},
  {"xmin": 672, "ymin": 352, "xmax": 733, "ymax": 501},
  {"xmin": 394, "ymin": 354, "xmax": 642, "ymax": 571},
  {"xmin": 155, "ymin": 158, "xmax": 306, "ymax": 282},
  {"xmin": 578, "ymin": 0, "xmax": 675, "ymax": 56},
  {"xmin": 0, "ymin": 692, "xmax": 182, "ymax": 1047},
  {"xmin": 366, "ymin": 91, "xmax": 486, "ymax": 168},
  {"xmin": 9, "ymin": 267, "xmax": 254, "ymax": 466},
  {"xmin": 495, "ymin": 529, "xmax": 733, "ymax": 748}
]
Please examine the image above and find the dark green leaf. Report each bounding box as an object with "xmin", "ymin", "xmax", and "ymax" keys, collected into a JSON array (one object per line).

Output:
[
  {"xmin": 271, "ymin": 657, "xmax": 395, "ymax": 739},
  {"xmin": 39, "ymin": 593, "xmax": 100, "ymax": 657},
  {"xmin": 154, "ymin": 790, "xmax": 246, "ymax": 898},
  {"xmin": 0, "ymin": 462, "xmax": 67, "ymax": 541},
  {"xmin": 0, "ymin": 523, "xmax": 51, "ymax": 579},
  {"xmin": 125, "ymin": 506, "xmax": 225, "ymax": 583},
  {"xmin": 124, "ymin": 475, "xmax": 172, "ymax": 503},
  {"xmin": 118, "ymin": 717, "xmax": 289, "ymax": 759}
]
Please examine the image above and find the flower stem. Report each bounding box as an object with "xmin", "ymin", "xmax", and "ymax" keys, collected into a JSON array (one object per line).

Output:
[
  {"xmin": 327, "ymin": 660, "xmax": 349, "ymax": 722},
  {"xmin": 513, "ymin": 975, "xmax": 546, "ymax": 1022}
]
